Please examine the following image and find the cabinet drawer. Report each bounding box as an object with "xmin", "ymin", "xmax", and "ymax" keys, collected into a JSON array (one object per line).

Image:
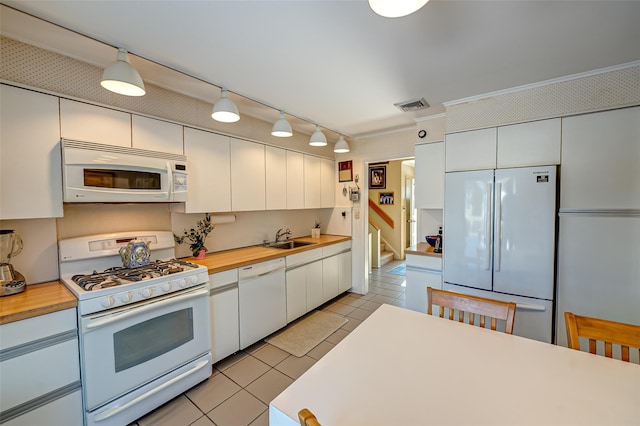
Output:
[
  {"xmin": 209, "ymin": 269, "xmax": 238, "ymax": 289},
  {"xmin": 0, "ymin": 309, "xmax": 76, "ymax": 349},
  {"xmin": 286, "ymin": 247, "xmax": 323, "ymax": 268},
  {"xmin": 0, "ymin": 338, "xmax": 80, "ymax": 411},
  {"xmin": 322, "ymin": 241, "xmax": 351, "ymax": 257},
  {"xmin": 406, "ymin": 254, "xmax": 442, "ymax": 271},
  {"xmin": 2, "ymin": 388, "xmax": 83, "ymax": 426}
]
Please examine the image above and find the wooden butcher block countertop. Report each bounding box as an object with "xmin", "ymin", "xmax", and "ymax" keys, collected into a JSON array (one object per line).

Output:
[
  {"xmin": 405, "ymin": 242, "xmax": 442, "ymax": 258},
  {"xmin": 190, "ymin": 234, "xmax": 352, "ymax": 274},
  {"xmin": 0, "ymin": 281, "xmax": 77, "ymax": 325}
]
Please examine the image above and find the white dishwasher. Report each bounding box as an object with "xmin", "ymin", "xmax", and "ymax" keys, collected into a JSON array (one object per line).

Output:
[{"xmin": 238, "ymin": 258, "xmax": 286, "ymax": 349}]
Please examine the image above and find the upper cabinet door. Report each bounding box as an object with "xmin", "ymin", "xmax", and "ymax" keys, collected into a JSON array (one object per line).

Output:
[
  {"xmin": 414, "ymin": 142, "xmax": 444, "ymax": 209},
  {"xmin": 265, "ymin": 146, "xmax": 287, "ymax": 210},
  {"xmin": 304, "ymin": 155, "xmax": 321, "ymax": 208},
  {"xmin": 132, "ymin": 115, "xmax": 183, "ymax": 155},
  {"xmin": 497, "ymin": 118, "xmax": 561, "ymax": 168},
  {"xmin": 0, "ymin": 85, "xmax": 63, "ymax": 219},
  {"xmin": 230, "ymin": 138, "xmax": 266, "ymax": 211},
  {"xmin": 60, "ymin": 99, "xmax": 131, "ymax": 147},
  {"xmin": 445, "ymin": 128, "xmax": 497, "ymax": 172},
  {"xmin": 183, "ymin": 128, "xmax": 231, "ymax": 213},
  {"xmin": 561, "ymin": 106, "xmax": 640, "ymax": 210},
  {"xmin": 320, "ymin": 158, "xmax": 335, "ymax": 208},
  {"xmin": 286, "ymin": 151, "xmax": 304, "ymax": 209}
]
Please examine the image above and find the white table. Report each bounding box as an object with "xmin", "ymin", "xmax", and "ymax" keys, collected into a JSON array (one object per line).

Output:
[{"xmin": 269, "ymin": 304, "xmax": 640, "ymax": 425}]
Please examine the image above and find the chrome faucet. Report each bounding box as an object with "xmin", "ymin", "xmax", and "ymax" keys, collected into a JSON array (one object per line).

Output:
[{"xmin": 275, "ymin": 228, "xmax": 291, "ymax": 242}]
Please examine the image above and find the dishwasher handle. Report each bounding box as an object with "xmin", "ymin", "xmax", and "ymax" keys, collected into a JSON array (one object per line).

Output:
[{"xmin": 239, "ymin": 259, "xmax": 285, "ymax": 279}]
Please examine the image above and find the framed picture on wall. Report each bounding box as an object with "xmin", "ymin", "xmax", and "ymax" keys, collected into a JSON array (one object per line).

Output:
[
  {"xmin": 369, "ymin": 166, "xmax": 386, "ymax": 189},
  {"xmin": 338, "ymin": 160, "xmax": 353, "ymax": 182},
  {"xmin": 379, "ymin": 192, "xmax": 394, "ymax": 205}
]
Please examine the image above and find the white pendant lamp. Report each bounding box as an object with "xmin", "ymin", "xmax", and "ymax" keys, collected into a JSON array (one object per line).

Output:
[
  {"xmin": 369, "ymin": 0, "xmax": 429, "ymax": 18},
  {"xmin": 309, "ymin": 125, "xmax": 327, "ymax": 146},
  {"xmin": 271, "ymin": 111, "xmax": 293, "ymax": 137},
  {"xmin": 333, "ymin": 135, "xmax": 350, "ymax": 153},
  {"xmin": 100, "ymin": 48, "xmax": 145, "ymax": 96},
  {"xmin": 212, "ymin": 89, "xmax": 240, "ymax": 123}
]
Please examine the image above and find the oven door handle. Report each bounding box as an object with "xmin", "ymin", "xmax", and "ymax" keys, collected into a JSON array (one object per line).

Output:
[
  {"xmin": 93, "ymin": 358, "xmax": 211, "ymax": 422},
  {"xmin": 85, "ymin": 287, "xmax": 208, "ymax": 331}
]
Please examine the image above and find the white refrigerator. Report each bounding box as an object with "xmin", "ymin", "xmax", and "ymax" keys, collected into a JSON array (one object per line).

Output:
[{"xmin": 443, "ymin": 166, "xmax": 557, "ymax": 343}]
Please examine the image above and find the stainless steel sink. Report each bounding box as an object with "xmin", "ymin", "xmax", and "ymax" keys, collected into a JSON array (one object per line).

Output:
[{"xmin": 267, "ymin": 240, "xmax": 315, "ymax": 250}]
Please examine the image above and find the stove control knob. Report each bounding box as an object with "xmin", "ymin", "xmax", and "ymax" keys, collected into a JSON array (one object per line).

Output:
[
  {"xmin": 101, "ymin": 296, "xmax": 115, "ymax": 308},
  {"xmin": 178, "ymin": 279, "xmax": 187, "ymax": 288},
  {"xmin": 188, "ymin": 275, "xmax": 199, "ymax": 284},
  {"xmin": 120, "ymin": 292, "xmax": 132, "ymax": 303},
  {"xmin": 141, "ymin": 288, "xmax": 153, "ymax": 298},
  {"xmin": 161, "ymin": 282, "xmax": 172, "ymax": 292}
]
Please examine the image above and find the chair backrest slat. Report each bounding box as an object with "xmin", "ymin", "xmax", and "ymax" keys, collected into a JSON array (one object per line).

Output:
[
  {"xmin": 427, "ymin": 287, "xmax": 517, "ymax": 335},
  {"xmin": 565, "ymin": 312, "xmax": 640, "ymax": 364}
]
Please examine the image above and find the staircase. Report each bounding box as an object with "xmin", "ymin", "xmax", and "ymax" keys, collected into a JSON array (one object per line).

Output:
[{"xmin": 379, "ymin": 242, "xmax": 394, "ymax": 267}]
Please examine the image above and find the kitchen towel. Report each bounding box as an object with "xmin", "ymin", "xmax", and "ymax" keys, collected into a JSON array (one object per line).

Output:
[{"xmin": 266, "ymin": 310, "xmax": 347, "ymax": 357}]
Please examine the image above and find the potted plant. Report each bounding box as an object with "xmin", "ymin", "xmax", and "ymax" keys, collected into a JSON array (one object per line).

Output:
[{"xmin": 174, "ymin": 213, "xmax": 213, "ymax": 259}]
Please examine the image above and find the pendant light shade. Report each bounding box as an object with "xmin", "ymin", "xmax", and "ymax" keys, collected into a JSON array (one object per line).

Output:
[
  {"xmin": 333, "ymin": 135, "xmax": 350, "ymax": 153},
  {"xmin": 369, "ymin": 0, "xmax": 429, "ymax": 18},
  {"xmin": 271, "ymin": 111, "xmax": 293, "ymax": 137},
  {"xmin": 212, "ymin": 89, "xmax": 240, "ymax": 123},
  {"xmin": 100, "ymin": 48, "xmax": 145, "ymax": 96},
  {"xmin": 309, "ymin": 125, "xmax": 327, "ymax": 146}
]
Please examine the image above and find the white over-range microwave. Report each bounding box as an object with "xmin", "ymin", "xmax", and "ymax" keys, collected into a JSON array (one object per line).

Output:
[{"xmin": 61, "ymin": 139, "xmax": 188, "ymax": 203}]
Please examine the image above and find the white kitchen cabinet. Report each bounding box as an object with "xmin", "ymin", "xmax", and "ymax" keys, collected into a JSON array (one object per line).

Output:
[
  {"xmin": 320, "ymin": 158, "xmax": 336, "ymax": 208},
  {"xmin": 0, "ymin": 84, "xmax": 63, "ymax": 219},
  {"xmin": 286, "ymin": 151, "xmax": 305, "ymax": 209},
  {"xmin": 265, "ymin": 146, "xmax": 288, "ymax": 210},
  {"xmin": 285, "ymin": 267, "xmax": 307, "ymax": 323},
  {"xmin": 60, "ymin": 98, "xmax": 131, "ymax": 147},
  {"xmin": 405, "ymin": 254, "xmax": 442, "ymax": 313},
  {"xmin": 0, "ymin": 308, "xmax": 82, "ymax": 424},
  {"xmin": 304, "ymin": 155, "xmax": 322, "ymax": 208},
  {"xmin": 322, "ymin": 255, "xmax": 339, "ymax": 302},
  {"xmin": 497, "ymin": 118, "xmax": 561, "ymax": 168},
  {"xmin": 561, "ymin": 106, "xmax": 640, "ymax": 210},
  {"xmin": 337, "ymin": 250, "xmax": 352, "ymax": 293},
  {"xmin": 132, "ymin": 115, "xmax": 183, "ymax": 155},
  {"xmin": 209, "ymin": 269, "xmax": 240, "ymax": 363},
  {"xmin": 414, "ymin": 142, "xmax": 444, "ymax": 209},
  {"xmin": 306, "ymin": 261, "xmax": 324, "ymax": 311},
  {"xmin": 445, "ymin": 127, "xmax": 497, "ymax": 172},
  {"xmin": 231, "ymin": 138, "xmax": 266, "ymax": 211},
  {"xmin": 182, "ymin": 127, "xmax": 231, "ymax": 213}
]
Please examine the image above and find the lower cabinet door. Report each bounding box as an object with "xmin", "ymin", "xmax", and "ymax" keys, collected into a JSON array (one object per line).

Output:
[
  {"xmin": 306, "ymin": 261, "xmax": 324, "ymax": 311},
  {"xmin": 3, "ymin": 389, "xmax": 83, "ymax": 426},
  {"xmin": 405, "ymin": 266, "xmax": 442, "ymax": 313},
  {"xmin": 322, "ymin": 256, "xmax": 339, "ymax": 302},
  {"xmin": 286, "ymin": 268, "xmax": 307, "ymax": 323},
  {"xmin": 210, "ymin": 288, "xmax": 240, "ymax": 363},
  {"xmin": 338, "ymin": 251, "xmax": 352, "ymax": 293}
]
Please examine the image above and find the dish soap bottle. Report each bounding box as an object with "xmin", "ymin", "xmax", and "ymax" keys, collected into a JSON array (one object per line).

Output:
[{"xmin": 434, "ymin": 227, "xmax": 443, "ymax": 253}]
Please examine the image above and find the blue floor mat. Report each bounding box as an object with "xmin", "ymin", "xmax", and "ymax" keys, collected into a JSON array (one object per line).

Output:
[{"xmin": 387, "ymin": 264, "xmax": 406, "ymax": 275}]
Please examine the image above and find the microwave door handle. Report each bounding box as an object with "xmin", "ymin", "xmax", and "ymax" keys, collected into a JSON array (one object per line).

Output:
[
  {"xmin": 93, "ymin": 358, "xmax": 210, "ymax": 422},
  {"xmin": 85, "ymin": 287, "xmax": 208, "ymax": 331},
  {"xmin": 166, "ymin": 161, "xmax": 173, "ymax": 200}
]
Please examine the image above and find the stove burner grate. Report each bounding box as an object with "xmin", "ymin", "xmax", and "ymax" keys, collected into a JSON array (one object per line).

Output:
[{"xmin": 71, "ymin": 259, "xmax": 199, "ymax": 291}]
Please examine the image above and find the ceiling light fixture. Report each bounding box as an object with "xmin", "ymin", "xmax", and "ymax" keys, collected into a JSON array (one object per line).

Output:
[
  {"xmin": 309, "ymin": 125, "xmax": 327, "ymax": 147},
  {"xmin": 369, "ymin": 0, "xmax": 429, "ymax": 18},
  {"xmin": 333, "ymin": 135, "xmax": 350, "ymax": 153},
  {"xmin": 271, "ymin": 111, "xmax": 293, "ymax": 137},
  {"xmin": 212, "ymin": 89, "xmax": 240, "ymax": 123},
  {"xmin": 100, "ymin": 48, "xmax": 146, "ymax": 96}
]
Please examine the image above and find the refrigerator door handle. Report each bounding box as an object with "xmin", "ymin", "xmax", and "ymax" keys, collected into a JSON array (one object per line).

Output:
[
  {"xmin": 494, "ymin": 182, "xmax": 502, "ymax": 272},
  {"xmin": 516, "ymin": 303, "xmax": 546, "ymax": 312},
  {"xmin": 485, "ymin": 182, "xmax": 493, "ymax": 270}
]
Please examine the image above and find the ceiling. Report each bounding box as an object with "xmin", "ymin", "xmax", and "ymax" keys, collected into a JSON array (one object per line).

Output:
[{"xmin": 2, "ymin": 1, "xmax": 640, "ymax": 141}]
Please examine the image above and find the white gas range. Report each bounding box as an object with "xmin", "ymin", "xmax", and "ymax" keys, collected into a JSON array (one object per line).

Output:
[{"xmin": 58, "ymin": 231, "xmax": 212, "ymax": 426}]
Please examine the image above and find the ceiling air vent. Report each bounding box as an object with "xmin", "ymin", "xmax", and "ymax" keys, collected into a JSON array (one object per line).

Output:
[{"xmin": 394, "ymin": 97, "xmax": 430, "ymax": 112}]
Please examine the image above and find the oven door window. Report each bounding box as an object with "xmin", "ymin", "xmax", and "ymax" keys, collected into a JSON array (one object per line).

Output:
[
  {"xmin": 84, "ymin": 168, "xmax": 161, "ymax": 190},
  {"xmin": 113, "ymin": 308, "xmax": 194, "ymax": 372}
]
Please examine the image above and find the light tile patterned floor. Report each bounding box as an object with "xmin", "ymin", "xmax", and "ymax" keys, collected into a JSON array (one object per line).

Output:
[{"xmin": 132, "ymin": 260, "xmax": 406, "ymax": 426}]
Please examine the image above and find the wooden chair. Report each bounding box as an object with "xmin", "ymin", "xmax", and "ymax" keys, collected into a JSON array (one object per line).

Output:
[
  {"xmin": 298, "ymin": 408, "xmax": 321, "ymax": 426},
  {"xmin": 427, "ymin": 287, "xmax": 517, "ymax": 334},
  {"xmin": 564, "ymin": 312, "xmax": 640, "ymax": 363}
]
